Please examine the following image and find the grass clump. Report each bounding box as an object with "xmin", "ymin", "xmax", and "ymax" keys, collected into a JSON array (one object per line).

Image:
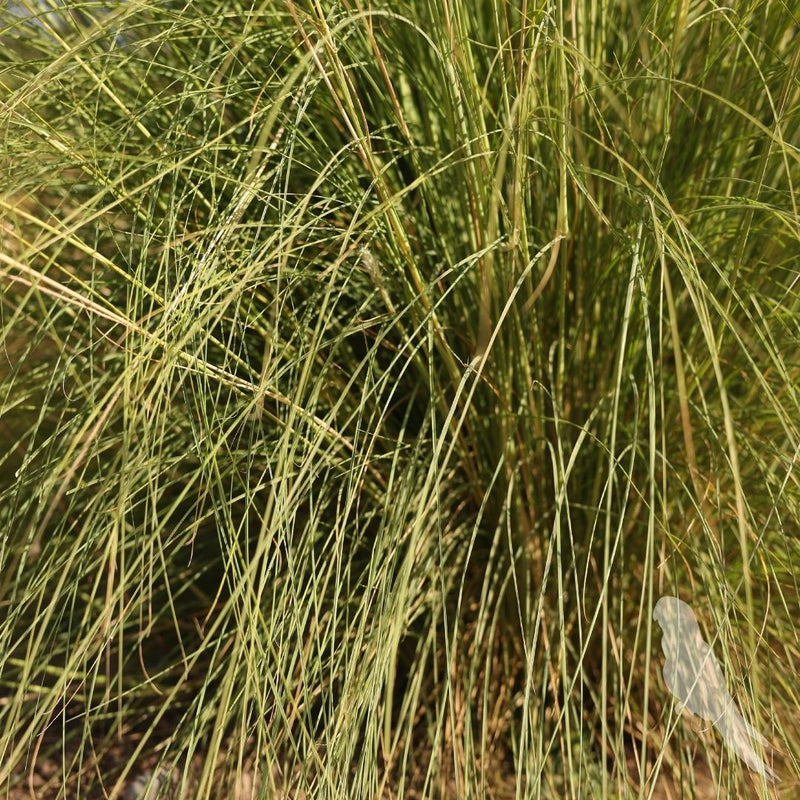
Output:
[{"xmin": 1, "ymin": 1, "xmax": 799, "ymax": 797}]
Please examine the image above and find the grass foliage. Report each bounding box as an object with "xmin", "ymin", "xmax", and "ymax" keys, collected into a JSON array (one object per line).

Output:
[{"xmin": 1, "ymin": 0, "xmax": 799, "ymax": 797}]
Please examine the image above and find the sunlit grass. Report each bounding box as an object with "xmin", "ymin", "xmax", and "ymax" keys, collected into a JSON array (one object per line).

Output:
[{"xmin": 1, "ymin": 1, "xmax": 799, "ymax": 797}]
